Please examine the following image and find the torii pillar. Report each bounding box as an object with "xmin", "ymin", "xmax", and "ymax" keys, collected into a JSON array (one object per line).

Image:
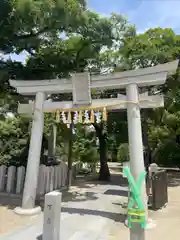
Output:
[
  {"xmin": 15, "ymin": 92, "xmax": 46, "ymax": 215},
  {"xmin": 126, "ymin": 84, "xmax": 147, "ymax": 208},
  {"xmin": 126, "ymin": 84, "xmax": 149, "ymax": 240}
]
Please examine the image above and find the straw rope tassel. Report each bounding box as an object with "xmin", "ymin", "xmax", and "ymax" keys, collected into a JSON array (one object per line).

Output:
[
  {"xmin": 78, "ymin": 110, "xmax": 83, "ymax": 123},
  {"xmin": 102, "ymin": 107, "xmax": 107, "ymax": 122},
  {"xmin": 56, "ymin": 110, "xmax": 60, "ymax": 123},
  {"xmin": 67, "ymin": 111, "xmax": 72, "ymax": 124},
  {"xmin": 90, "ymin": 109, "xmax": 95, "ymax": 123}
]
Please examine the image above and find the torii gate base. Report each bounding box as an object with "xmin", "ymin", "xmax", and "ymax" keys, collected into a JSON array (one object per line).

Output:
[{"xmin": 10, "ymin": 61, "xmax": 178, "ymax": 235}]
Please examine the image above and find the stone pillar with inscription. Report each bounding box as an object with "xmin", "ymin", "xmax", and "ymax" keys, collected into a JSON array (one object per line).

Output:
[{"xmin": 43, "ymin": 191, "xmax": 62, "ymax": 240}]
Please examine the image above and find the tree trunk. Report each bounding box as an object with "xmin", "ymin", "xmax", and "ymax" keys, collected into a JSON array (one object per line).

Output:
[
  {"xmin": 112, "ymin": 148, "xmax": 118, "ymax": 162},
  {"xmin": 94, "ymin": 123, "xmax": 110, "ymax": 181}
]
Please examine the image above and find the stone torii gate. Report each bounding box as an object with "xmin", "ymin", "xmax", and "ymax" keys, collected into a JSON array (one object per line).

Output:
[{"xmin": 9, "ymin": 60, "xmax": 178, "ymax": 217}]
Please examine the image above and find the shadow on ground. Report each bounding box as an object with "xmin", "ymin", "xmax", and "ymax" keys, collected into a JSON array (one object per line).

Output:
[
  {"xmin": 112, "ymin": 202, "xmax": 128, "ymax": 209},
  {"xmin": 104, "ymin": 189, "xmax": 128, "ymax": 197},
  {"xmin": 90, "ymin": 174, "xmax": 128, "ymax": 187},
  {"xmin": 61, "ymin": 206, "xmax": 126, "ymax": 222},
  {"xmin": 167, "ymin": 171, "xmax": 180, "ymax": 187},
  {"xmin": 0, "ymin": 194, "xmax": 22, "ymax": 210}
]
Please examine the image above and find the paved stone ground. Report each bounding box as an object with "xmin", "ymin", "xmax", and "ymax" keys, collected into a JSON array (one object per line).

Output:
[
  {"xmin": 0, "ymin": 178, "xmax": 128, "ymax": 240},
  {"xmin": 0, "ymin": 163, "xmax": 128, "ymax": 240},
  {"xmin": 1, "ymin": 163, "xmax": 180, "ymax": 240}
]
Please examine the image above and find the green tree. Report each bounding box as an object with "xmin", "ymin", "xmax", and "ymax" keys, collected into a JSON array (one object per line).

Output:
[
  {"xmin": 0, "ymin": 116, "xmax": 29, "ymax": 166},
  {"xmin": 73, "ymin": 124, "xmax": 98, "ymax": 163},
  {"xmin": 117, "ymin": 27, "xmax": 180, "ymax": 167},
  {"xmin": 0, "ymin": 1, "xmax": 135, "ymax": 181},
  {"xmin": 19, "ymin": 12, "xmax": 133, "ymax": 181},
  {"xmin": 0, "ymin": 0, "xmax": 86, "ymax": 54},
  {"xmin": 117, "ymin": 143, "xmax": 129, "ymax": 163}
]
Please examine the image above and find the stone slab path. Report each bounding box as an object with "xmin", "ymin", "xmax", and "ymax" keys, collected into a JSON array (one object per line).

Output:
[
  {"xmin": 1, "ymin": 163, "xmax": 180, "ymax": 240},
  {"xmin": 0, "ymin": 171, "xmax": 128, "ymax": 240}
]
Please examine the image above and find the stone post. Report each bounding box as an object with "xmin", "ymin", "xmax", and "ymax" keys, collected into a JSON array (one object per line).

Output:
[
  {"xmin": 14, "ymin": 92, "xmax": 45, "ymax": 215},
  {"xmin": 6, "ymin": 166, "xmax": 16, "ymax": 193},
  {"xmin": 0, "ymin": 165, "xmax": 7, "ymax": 191},
  {"xmin": 43, "ymin": 191, "xmax": 62, "ymax": 240},
  {"xmin": 16, "ymin": 166, "xmax": 25, "ymax": 194}
]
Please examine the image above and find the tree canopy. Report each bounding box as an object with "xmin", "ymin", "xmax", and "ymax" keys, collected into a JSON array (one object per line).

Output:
[{"xmin": 0, "ymin": 0, "xmax": 180, "ymax": 181}]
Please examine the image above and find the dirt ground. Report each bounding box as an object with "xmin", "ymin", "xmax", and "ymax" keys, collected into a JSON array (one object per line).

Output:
[
  {"xmin": 108, "ymin": 170, "xmax": 180, "ymax": 240},
  {"xmin": 0, "ymin": 194, "xmax": 40, "ymax": 236},
  {"xmin": 108, "ymin": 185, "xmax": 180, "ymax": 240}
]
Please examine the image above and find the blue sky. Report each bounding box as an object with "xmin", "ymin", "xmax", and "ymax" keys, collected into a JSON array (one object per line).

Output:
[
  {"xmin": 2, "ymin": 0, "xmax": 179, "ymax": 62},
  {"xmin": 88, "ymin": 0, "xmax": 180, "ymax": 33}
]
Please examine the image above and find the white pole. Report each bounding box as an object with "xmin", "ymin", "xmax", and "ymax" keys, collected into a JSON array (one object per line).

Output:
[
  {"xmin": 126, "ymin": 84, "xmax": 147, "ymax": 239},
  {"xmin": 43, "ymin": 191, "xmax": 62, "ymax": 240}
]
